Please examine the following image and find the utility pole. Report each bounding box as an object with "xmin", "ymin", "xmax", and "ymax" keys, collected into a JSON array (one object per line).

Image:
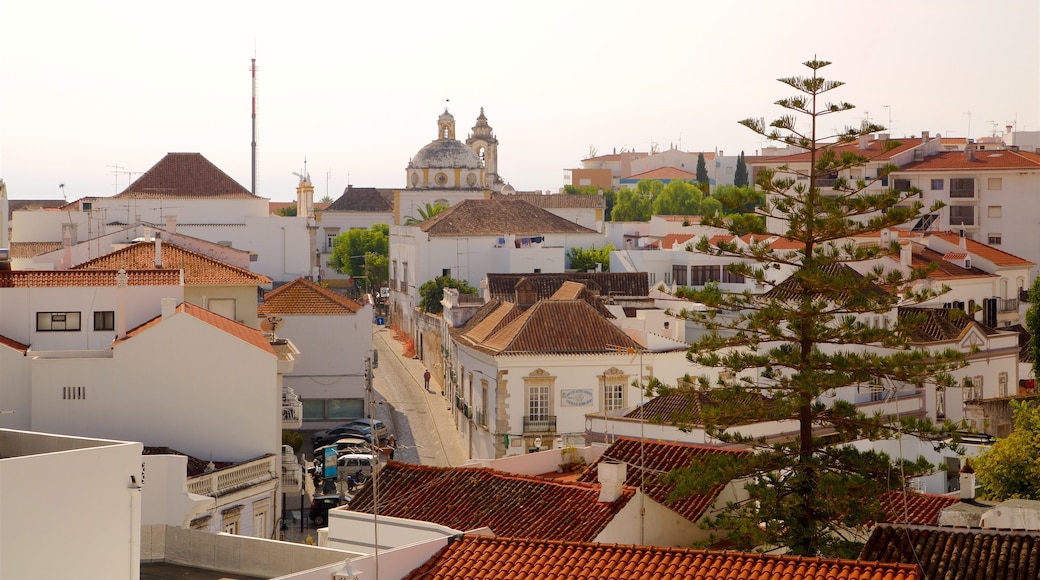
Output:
[{"xmin": 365, "ymin": 356, "xmax": 380, "ymax": 580}]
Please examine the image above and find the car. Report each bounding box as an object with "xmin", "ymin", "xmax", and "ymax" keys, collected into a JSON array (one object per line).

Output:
[
  {"xmin": 313, "ymin": 424, "xmax": 375, "ymax": 448},
  {"xmin": 344, "ymin": 418, "xmax": 389, "ymax": 443},
  {"xmin": 309, "ymin": 494, "xmax": 348, "ymax": 526},
  {"xmin": 336, "ymin": 453, "xmax": 378, "ymax": 477},
  {"xmin": 313, "ymin": 437, "xmax": 370, "ymax": 461}
]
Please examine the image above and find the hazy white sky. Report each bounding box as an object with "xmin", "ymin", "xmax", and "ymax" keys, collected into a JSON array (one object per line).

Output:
[{"xmin": 1, "ymin": 1, "xmax": 1037, "ymax": 202}]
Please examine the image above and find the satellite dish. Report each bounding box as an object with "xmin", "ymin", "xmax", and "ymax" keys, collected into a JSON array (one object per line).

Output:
[{"xmin": 261, "ymin": 315, "xmax": 284, "ymax": 332}]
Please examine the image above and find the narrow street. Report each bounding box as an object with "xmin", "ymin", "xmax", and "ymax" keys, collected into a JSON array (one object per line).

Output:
[{"xmin": 369, "ymin": 324, "xmax": 468, "ymax": 468}]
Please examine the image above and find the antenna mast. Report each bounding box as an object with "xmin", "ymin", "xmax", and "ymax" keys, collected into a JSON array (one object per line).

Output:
[{"xmin": 251, "ymin": 58, "xmax": 258, "ymax": 196}]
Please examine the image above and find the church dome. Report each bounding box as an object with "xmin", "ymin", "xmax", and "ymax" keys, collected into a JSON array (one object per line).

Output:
[{"xmin": 409, "ymin": 139, "xmax": 483, "ymax": 170}]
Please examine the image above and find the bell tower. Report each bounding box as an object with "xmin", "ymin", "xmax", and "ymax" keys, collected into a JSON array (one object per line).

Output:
[
  {"xmin": 466, "ymin": 107, "xmax": 499, "ymax": 189},
  {"xmin": 437, "ymin": 108, "xmax": 456, "ymax": 140}
]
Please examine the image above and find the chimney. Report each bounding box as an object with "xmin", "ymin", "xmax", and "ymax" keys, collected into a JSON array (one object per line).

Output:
[
  {"xmin": 966, "ymin": 143, "xmax": 976, "ymax": 161},
  {"xmin": 858, "ymin": 135, "xmax": 870, "ymax": 150},
  {"xmin": 154, "ymin": 234, "xmax": 162, "ymax": 268},
  {"xmin": 960, "ymin": 459, "xmax": 976, "ymax": 500},
  {"xmin": 597, "ymin": 461, "xmax": 627, "ymax": 503},
  {"xmin": 165, "ymin": 215, "xmax": 177, "ymax": 235},
  {"xmin": 161, "ymin": 297, "xmax": 177, "ymax": 320},
  {"xmin": 61, "ymin": 222, "xmax": 78, "ymax": 246},
  {"xmin": 900, "ymin": 242, "xmax": 912, "ymax": 267},
  {"xmin": 62, "ymin": 228, "xmax": 73, "ymax": 268},
  {"xmin": 116, "ymin": 269, "xmax": 128, "ymax": 339},
  {"xmin": 921, "ymin": 131, "xmax": 929, "ymax": 142},
  {"xmin": 960, "ymin": 231, "xmax": 967, "ymax": 250}
]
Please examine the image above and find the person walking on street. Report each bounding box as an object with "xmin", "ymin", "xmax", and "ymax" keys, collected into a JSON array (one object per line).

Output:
[
  {"xmin": 387, "ymin": 434, "xmax": 397, "ymax": 460},
  {"xmin": 424, "ymin": 369, "xmax": 431, "ymax": 391}
]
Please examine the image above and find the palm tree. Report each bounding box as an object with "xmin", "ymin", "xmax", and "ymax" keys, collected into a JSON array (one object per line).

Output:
[{"xmin": 404, "ymin": 202, "xmax": 448, "ymax": 225}]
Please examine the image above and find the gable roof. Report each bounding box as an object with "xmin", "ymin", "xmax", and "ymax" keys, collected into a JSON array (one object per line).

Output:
[
  {"xmin": 896, "ymin": 244, "xmax": 997, "ymax": 280},
  {"xmin": 116, "ymin": 153, "xmax": 257, "ymax": 199},
  {"xmin": 325, "ymin": 186, "xmax": 395, "ymax": 212},
  {"xmin": 72, "ymin": 241, "xmax": 271, "ymax": 286},
  {"xmin": 898, "ymin": 306, "xmax": 998, "ymax": 343},
  {"xmin": 925, "ymin": 231, "xmax": 1035, "ymax": 267},
  {"xmin": 404, "ymin": 535, "xmax": 919, "ymax": 580},
  {"xmin": 658, "ymin": 233, "xmax": 696, "ymax": 249},
  {"xmin": 8, "ymin": 241, "xmax": 63, "ymax": 259},
  {"xmin": 460, "ymin": 299, "xmax": 642, "ymax": 355},
  {"xmin": 759, "ymin": 137, "xmax": 925, "ymax": 164},
  {"xmin": 0, "ymin": 269, "xmax": 181, "ymax": 288},
  {"xmin": 121, "ymin": 302, "xmax": 275, "ymax": 355},
  {"xmin": 0, "ymin": 334, "xmax": 29, "ymax": 354},
  {"xmin": 348, "ymin": 462, "xmax": 634, "ymax": 542},
  {"xmin": 624, "ymin": 166, "xmax": 698, "ymax": 181},
  {"xmin": 576, "ymin": 437, "xmax": 750, "ymax": 523},
  {"xmin": 501, "ymin": 193, "xmax": 605, "ymax": 209},
  {"xmin": 861, "ymin": 523, "xmax": 1040, "ymax": 580},
  {"xmin": 896, "ymin": 149, "xmax": 1040, "ymax": 171},
  {"xmin": 258, "ymin": 277, "xmax": 363, "ymax": 315},
  {"xmin": 419, "ymin": 198, "xmax": 597, "ymax": 236},
  {"xmin": 879, "ymin": 491, "xmax": 961, "ymax": 526},
  {"xmin": 485, "ymin": 272, "xmax": 649, "ymax": 301}
]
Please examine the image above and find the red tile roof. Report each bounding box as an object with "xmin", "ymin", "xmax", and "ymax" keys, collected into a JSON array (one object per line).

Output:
[
  {"xmin": 404, "ymin": 535, "xmax": 920, "ymax": 580},
  {"xmin": 862, "ymin": 523, "xmax": 1038, "ymax": 579},
  {"xmin": 8, "ymin": 242, "xmax": 62, "ymax": 259},
  {"xmin": 268, "ymin": 201, "xmax": 331, "ymax": 214},
  {"xmin": 349, "ymin": 463, "xmax": 634, "ymax": 541},
  {"xmin": 0, "ymin": 334, "xmax": 29, "ymax": 353},
  {"xmin": 121, "ymin": 303, "xmax": 275, "ymax": 355},
  {"xmin": 901, "ymin": 246, "xmax": 996, "ymax": 280},
  {"xmin": 659, "ymin": 233, "xmax": 696, "ymax": 249},
  {"xmin": 504, "ymin": 193, "xmax": 606, "ymax": 209},
  {"xmin": 420, "ymin": 198, "xmax": 597, "ymax": 236},
  {"xmin": 73, "ymin": 241, "xmax": 271, "ymax": 286},
  {"xmin": 258, "ymin": 277, "xmax": 363, "ymax": 315},
  {"xmin": 760, "ymin": 137, "xmax": 925, "ymax": 164},
  {"xmin": 116, "ymin": 153, "xmax": 257, "ymax": 199},
  {"xmin": 659, "ymin": 215, "xmax": 702, "ymax": 223},
  {"xmin": 879, "ymin": 491, "xmax": 960, "ymax": 525},
  {"xmin": 0, "ymin": 270, "xmax": 181, "ymax": 288},
  {"xmin": 927, "ymin": 231, "xmax": 1035, "ymax": 267},
  {"xmin": 576, "ymin": 437, "xmax": 749, "ymax": 522},
  {"xmin": 466, "ymin": 299, "xmax": 643, "ymax": 355},
  {"xmin": 896, "ymin": 149, "xmax": 1040, "ymax": 171},
  {"xmin": 625, "ymin": 167, "xmax": 697, "ymax": 180}
]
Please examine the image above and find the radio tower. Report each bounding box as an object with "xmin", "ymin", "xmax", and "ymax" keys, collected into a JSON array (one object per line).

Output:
[{"xmin": 251, "ymin": 58, "xmax": 258, "ymax": 196}]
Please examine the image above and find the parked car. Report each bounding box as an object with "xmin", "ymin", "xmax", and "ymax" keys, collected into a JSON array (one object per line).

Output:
[
  {"xmin": 313, "ymin": 424, "xmax": 374, "ymax": 448},
  {"xmin": 313, "ymin": 437, "xmax": 369, "ymax": 461},
  {"xmin": 336, "ymin": 453, "xmax": 379, "ymax": 477},
  {"xmin": 345, "ymin": 418, "xmax": 388, "ymax": 442},
  {"xmin": 309, "ymin": 494, "xmax": 348, "ymax": 526}
]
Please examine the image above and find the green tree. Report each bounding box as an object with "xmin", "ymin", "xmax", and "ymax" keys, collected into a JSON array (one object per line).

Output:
[
  {"xmin": 652, "ymin": 180, "xmax": 703, "ymax": 216},
  {"xmin": 275, "ymin": 204, "xmax": 297, "ymax": 217},
  {"xmin": 696, "ymin": 152, "xmax": 709, "ymax": 187},
  {"xmin": 662, "ymin": 58, "xmax": 962, "ymax": 557},
  {"xmin": 419, "ymin": 276, "xmax": 478, "ymax": 314},
  {"xmin": 1027, "ymin": 277, "xmax": 1040, "ymax": 379},
  {"xmin": 319, "ymin": 194, "xmax": 335, "ymax": 204},
  {"xmin": 974, "ymin": 400, "xmax": 1040, "ymax": 500},
  {"xmin": 568, "ymin": 243, "xmax": 616, "ymax": 272},
  {"xmin": 610, "ymin": 181, "xmax": 657, "ymax": 221},
  {"xmin": 734, "ymin": 151, "xmax": 750, "ymax": 187},
  {"xmin": 711, "ymin": 185, "xmax": 765, "ymax": 215},
  {"xmin": 404, "ymin": 202, "xmax": 447, "ymax": 225},
  {"xmin": 563, "ymin": 185, "xmax": 601, "ymax": 195},
  {"xmin": 328, "ymin": 224, "xmax": 389, "ymax": 284}
]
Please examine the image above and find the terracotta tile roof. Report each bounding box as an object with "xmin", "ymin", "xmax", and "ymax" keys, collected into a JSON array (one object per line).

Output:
[
  {"xmin": 942, "ymin": 251, "xmax": 968, "ymax": 261},
  {"xmin": 0, "ymin": 334, "xmax": 29, "ymax": 353},
  {"xmin": 8, "ymin": 242, "xmax": 63, "ymax": 259},
  {"xmin": 862, "ymin": 523, "xmax": 1040, "ymax": 580},
  {"xmin": 7, "ymin": 199, "xmax": 65, "ymax": 219},
  {"xmin": 502, "ymin": 193, "xmax": 605, "ymax": 209},
  {"xmin": 0, "ymin": 269, "xmax": 180, "ymax": 288},
  {"xmin": 583, "ymin": 152, "xmax": 648, "ymax": 163},
  {"xmin": 419, "ymin": 198, "xmax": 597, "ymax": 236},
  {"xmin": 659, "ymin": 215, "xmax": 702, "ymax": 223},
  {"xmin": 760, "ymin": 137, "xmax": 925, "ymax": 164},
  {"xmin": 459, "ymin": 300, "xmax": 522, "ymax": 344},
  {"xmin": 116, "ymin": 153, "xmax": 257, "ymax": 199},
  {"xmin": 624, "ymin": 166, "xmax": 698, "ymax": 180},
  {"xmin": 576, "ymin": 437, "xmax": 750, "ymax": 523},
  {"xmin": 474, "ymin": 299, "xmax": 642, "ymax": 355},
  {"xmin": 549, "ymin": 280, "xmax": 587, "ymax": 300},
  {"xmin": 626, "ymin": 391, "xmax": 774, "ymax": 427},
  {"xmin": 258, "ymin": 277, "xmax": 362, "ymax": 315},
  {"xmin": 405, "ymin": 535, "xmax": 919, "ymax": 580},
  {"xmin": 142, "ymin": 447, "xmax": 233, "ymax": 477},
  {"xmin": 660, "ymin": 233, "xmax": 695, "ymax": 249},
  {"xmin": 927, "ymin": 231, "xmax": 1035, "ymax": 267},
  {"xmin": 72, "ymin": 241, "xmax": 271, "ymax": 286},
  {"xmin": 485, "ymin": 272, "xmax": 649, "ymax": 301},
  {"xmin": 879, "ymin": 491, "xmax": 960, "ymax": 525},
  {"xmin": 349, "ymin": 463, "xmax": 634, "ymax": 541},
  {"xmin": 901, "ymin": 246, "xmax": 996, "ymax": 280},
  {"xmin": 896, "ymin": 149, "xmax": 1040, "ymax": 171},
  {"xmin": 766, "ymin": 263, "xmax": 890, "ymax": 302},
  {"xmin": 325, "ymin": 186, "xmax": 395, "ymax": 212},
  {"xmin": 899, "ymin": 306, "xmax": 998, "ymax": 343},
  {"xmin": 268, "ymin": 201, "xmax": 331, "ymax": 214},
  {"xmin": 121, "ymin": 303, "xmax": 275, "ymax": 355}
]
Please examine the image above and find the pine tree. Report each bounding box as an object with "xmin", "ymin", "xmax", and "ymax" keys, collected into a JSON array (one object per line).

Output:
[
  {"xmin": 662, "ymin": 58, "xmax": 963, "ymax": 557},
  {"xmin": 734, "ymin": 151, "xmax": 749, "ymax": 187},
  {"xmin": 696, "ymin": 152, "xmax": 709, "ymax": 186}
]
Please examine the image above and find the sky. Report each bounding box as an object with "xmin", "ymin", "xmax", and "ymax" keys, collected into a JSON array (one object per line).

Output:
[{"xmin": 1, "ymin": 1, "xmax": 1037, "ymax": 202}]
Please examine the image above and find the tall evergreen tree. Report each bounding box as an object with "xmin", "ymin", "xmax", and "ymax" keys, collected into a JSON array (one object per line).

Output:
[
  {"xmin": 1027, "ymin": 276, "xmax": 1040, "ymax": 380},
  {"xmin": 734, "ymin": 150, "xmax": 749, "ymax": 187},
  {"xmin": 695, "ymin": 152, "xmax": 709, "ymax": 185},
  {"xmin": 662, "ymin": 58, "xmax": 963, "ymax": 557}
]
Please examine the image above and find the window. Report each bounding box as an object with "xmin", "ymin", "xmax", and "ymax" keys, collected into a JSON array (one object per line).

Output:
[
  {"xmin": 390, "ymin": 260, "xmax": 397, "ymax": 287},
  {"xmin": 691, "ymin": 265, "xmax": 721, "ymax": 286},
  {"xmin": 722, "ymin": 265, "xmax": 744, "ymax": 284},
  {"xmin": 936, "ymin": 387, "xmax": 946, "ymax": 419},
  {"xmin": 869, "ymin": 376, "xmax": 885, "ymax": 402},
  {"xmin": 82, "ymin": 202, "xmax": 92, "ymax": 211},
  {"xmin": 988, "ymin": 234, "xmax": 1002, "ymax": 245},
  {"xmin": 93, "ymin": 311, "xmax": 115, "ymax": 331},
  {"xmin": 302, "ymin": 398, "xmax": 364, "ymax": 421},
  {"xmin": 480, "ymin": 382, "xmax": 488, "ymax": 428},
  {"xmin": 672, "ymin": 265, "xmax": 688, "ymax": 286},
  {"xmin": 949, "ymin": 206, "xmax": 974, "ymax": 226},
  {"xmin": 604, "ymin": 382, "xmax": 624, "ymax": 412},
  {"xmin": 964, "ymin": 376, "xmax": 983, "ymax": 402},
  {"xmin": 442, "ymin": 268, "xmax": 451, "ymax": 277},
  {"xmin": 529, "ymin": 385, "xmax": 550, "ymax": 420},
  {"xmin": 930, "ymin": 179, "xmax": 944, "ymax": 190},
  {"xmin": 988, "ymin": 206, "xmax": 1002, "ymax": 218},
  {"xmin": 326, "ymin": 232, "xmax": 338, "ymax": 251},
  {"xmin": 401, "ymin": 262, "xmax": 409, "ymax": 294},
  {"xmin": 63, "ymin": 386, "xmax": 86, "ymax": 400},
  {"xmin": 987, "ymin": 177, "xmax": 1002, "ymax": 190},
  {"xmin": 664, "ymin": 271, "xmax": 672, "ymax": 285},
  {"xmin": 999, "ymin": 372, "xmax": 1008, "ymax": 397},
  {"xmin": 648, "ymin": 272, "xmax": 655, "ymax": 284},
  {"xmin": 893, "ymin": 179, "xmax": 911, "ymax": 192},
  {"xmin": 37, "ymin": 312, "xmax": 81, "ymax": 331},
  {"xmin": 950, "ymin": 178, "xmax": 975, "ymax": 198}
]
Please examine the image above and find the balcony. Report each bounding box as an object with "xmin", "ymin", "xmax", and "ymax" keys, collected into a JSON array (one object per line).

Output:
[
  {"xmin": 998, "ymin": 298, "xmax": 1019, "ymax": 313},
  {"xmin": 188, "ymin": 455, "xmax": 278, "ymax": 497},
  {"xmin": 282, "ymin": 387, "xmax": 302, "ymax": 429},
  {"xmin": 523, "ymin": 415, "xmax": 557, "ymax": 434}
]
